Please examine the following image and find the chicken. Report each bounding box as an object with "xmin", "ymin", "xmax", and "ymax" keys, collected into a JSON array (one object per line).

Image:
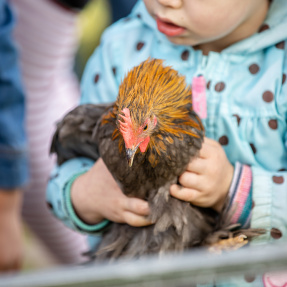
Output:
[{"xmin": 51, "ymin": 59, "xmax": 263, "ymax": 261}]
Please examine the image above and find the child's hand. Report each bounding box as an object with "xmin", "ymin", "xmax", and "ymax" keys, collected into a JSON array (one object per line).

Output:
[
  {"xmin": 71, "ymin": 158, "xmax": 151, "ymax": 227},
  {"xmin": 170, "ymin": 137, "xmax": 234, "ymax": 212}
]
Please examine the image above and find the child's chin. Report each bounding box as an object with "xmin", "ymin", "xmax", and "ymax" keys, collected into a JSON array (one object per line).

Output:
[{"xmin": 166, "ymin": 36, "xmax": 199, "ymax": 47}]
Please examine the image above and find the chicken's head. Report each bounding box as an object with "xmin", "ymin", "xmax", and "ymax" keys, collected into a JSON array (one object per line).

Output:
[
  {"xmin": 118, "ymin": 107, "xmax": 157, "ymax": 167},
  {"xmin": 115, "ymin": 58, "xmax": 202, "ymax": 168}
]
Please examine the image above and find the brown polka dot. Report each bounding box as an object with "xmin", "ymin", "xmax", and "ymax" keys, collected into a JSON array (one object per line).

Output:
[
  {"xmin": 94, "ymin": 74, "xmax": 100, "ymax": 83},
  {"xmin": 233, "ymin": 114, "xmax": 241, "ymax": 125},
  {"xmin": 258, "ymin": 23, "xmax": 269, "ymax": 33},
  {"xmin": 272, "ymin": 176, "xmax": 284, "ymax": 184},
  {"xmin": 112, "ymin": 67, "xmax": 117, "ymax": 76},
  {"xmin": 270, "ymin": 228, "xmax": 282, "ymax": 239},
  {"xmin": 136, "ymin": 13, "xmax": 141, "ymax": 19},
  {"xmin": 278, "ymin": 168, "xmax": 286, "ymax": 172},
  {"xmin": 244, "ymin": 274, "xmax": 256, "ymax": 283},
  {"xmin": 250, "ymin": 143, "xmax": 257, "ymax": 154},
  {"xmin": 268, "ymin": 119, "xmax": 278, "ymax": 130},
  {"xmin": 282, "ymin": 74, "xmax": 286, "ymax": 85},
  {"xmin": 206, "ymin": 80, "xmax": 211, "ymax": 90},
  {"xmin": 181, "ymin": 50, "xmax": 189, "ymax": 61},
  {"xmin": 219, "ymin": 135, "xmax": 228, "ymax": 145},
  {"xmin": 249, "ymin": 63, "xmax": 260, "ymax": 74},
  {"xmin": 252, "ymin": 201, "xmax": 255, "ymax": 209},
  {"xmin": 136, "ymin": 42, "xmax": 145, "ymax": 51},
  {"xmin": 46, "ymin": 202, "xmax": 53, "ymax": 210},
  {"xmin": 214, "ymin": 82, "xmax": 225, "ymax": 92},
  {"xmin": 262, "ymin": 91, "xmax": 274, "ymax": 103},
  {"xmin": 275, "ymin": 41, "xmax": 285, "ymax": 50}
]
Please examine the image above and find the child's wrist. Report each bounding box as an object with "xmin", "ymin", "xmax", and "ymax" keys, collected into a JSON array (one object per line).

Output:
[
  {"xmin": 214, "ymin": 163, "xmax": 234, "ymax": 213},
  {"xmin": 70, "ymin": 171, "xmax": 105, "ymax": 225},
  {"xmin": 213, "ymin": 195, "xmax": 227, "ymax": 213},
  {"xmin": 64, "ymin": 171, "xmax": 110, "ymax": 233}
]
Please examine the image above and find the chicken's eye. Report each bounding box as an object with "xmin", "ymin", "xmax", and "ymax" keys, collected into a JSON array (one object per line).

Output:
[{"xmin": 143, "ymin": 124, "xmax": 148, "ymax": 131}]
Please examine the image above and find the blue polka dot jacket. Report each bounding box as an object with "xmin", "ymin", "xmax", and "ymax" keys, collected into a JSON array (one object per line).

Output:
[{"xmin": 47, "ymin": 0, "xmax": 287, "ymax": 267}]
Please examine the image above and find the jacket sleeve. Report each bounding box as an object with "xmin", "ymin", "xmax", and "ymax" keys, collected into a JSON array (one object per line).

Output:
[
  {"xmin": 250, "ymin": 164, "xmax": 287, "ymax": 243},
  {"xmin": 226, "ymin": 131, "xmax": 287, "ymax": 244},
  {"xmin": 0, "ymin": 0, "xmax": 28, "ymax": 189},
  {"xmin": 226, "ymin": 161, "xmax": 287, "ymax": 245},
  {"xmin": 250, "ymin": 51, "xmax": 287, "ymax": 244}
]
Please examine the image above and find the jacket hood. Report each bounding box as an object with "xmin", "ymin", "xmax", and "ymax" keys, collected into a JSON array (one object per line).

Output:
[{"xmin": 132, "ymin": 0, "xmax": 287, "ymax": 54}]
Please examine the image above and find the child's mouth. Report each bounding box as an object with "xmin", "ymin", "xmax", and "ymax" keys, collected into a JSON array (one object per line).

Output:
[{"xmin": 156, "ymin": 17, "xmax": 185, "ymax": 37}]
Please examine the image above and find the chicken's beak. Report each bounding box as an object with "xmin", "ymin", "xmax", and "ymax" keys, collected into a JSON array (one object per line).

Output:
[{"xmin": 126, "ymin": 148, "xmax": 137, "ymax": 167}]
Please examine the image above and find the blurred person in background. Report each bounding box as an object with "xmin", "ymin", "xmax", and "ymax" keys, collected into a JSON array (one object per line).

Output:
[
  {"xmin": 0, "ymin": 0, "xmax": 137, "ymax": 272},
  {"xmin": 0, "ymin": 0, "xmax": 28, "ymax": 271},
  {"xmin": 9, "ymin": 0, "xmax": 91, "ymax": 267}
]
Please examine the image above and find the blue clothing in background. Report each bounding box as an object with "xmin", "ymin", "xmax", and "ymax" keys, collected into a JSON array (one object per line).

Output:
[{"xmin": 0, "ymin": 0, "xmax": 28, "ymax": 189}]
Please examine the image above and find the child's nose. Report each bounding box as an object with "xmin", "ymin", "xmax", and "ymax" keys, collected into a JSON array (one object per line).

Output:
[{"xmin": 157, "ymin": 0, "xmax": 183, "ymax": 9}]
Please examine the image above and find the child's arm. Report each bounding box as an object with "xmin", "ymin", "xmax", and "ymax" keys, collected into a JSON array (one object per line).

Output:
[
  {"xmin": 71, "ymin": 158, "xmax": 151, "ymax": 227},
  {"xmin": 47, "ymin": 157, "xmax": 151, "ymax": 234}
]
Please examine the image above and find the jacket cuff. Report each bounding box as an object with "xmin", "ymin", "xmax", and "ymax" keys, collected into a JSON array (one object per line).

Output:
[
  {"xmin": 63, "ymin": 172, "xmax": 110, "ymax": 233},
  {"xmin": 227, "ymin": 162, "xmax": 253, "ymax": 228}
]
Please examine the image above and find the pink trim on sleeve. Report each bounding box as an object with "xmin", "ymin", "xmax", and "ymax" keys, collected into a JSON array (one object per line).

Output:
[{"xmin": 230, "ymin": 165, "xmax": 252, "ymax": 224}]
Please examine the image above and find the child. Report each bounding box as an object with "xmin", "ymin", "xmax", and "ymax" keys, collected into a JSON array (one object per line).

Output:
[{"xmin": 47, "ymin": 0, "xmax": 287, "ymax": 285}]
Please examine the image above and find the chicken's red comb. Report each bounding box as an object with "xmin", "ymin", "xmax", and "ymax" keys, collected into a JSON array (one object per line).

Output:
[{"xmin": 119, "ymin": 108, "xmax": 134, "ymax": 148}]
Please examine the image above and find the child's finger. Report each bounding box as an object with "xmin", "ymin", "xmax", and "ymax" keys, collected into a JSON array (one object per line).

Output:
[
  {"xmin": 178, "ymin": 171, "xmax": 202, "ymax": 190},
  {"xmin": 198, "ymin": 140, "xmax": 215, "ymax": 159},
  {"xmin": 170, "ymin": 184, "xmax": 202, "ymax": 204},
  {"xmin": 124, "ymin": 197, "xmax": 150, "ymax": 216},
  {"xmin": 186, "ymin": 157, "xmax": 205, "ymax": 173},
  {"xmin": 203, "ymin": 137, "xmax": 219, "ymax": 147},
  {"xmin": 123, "ymin": 211, "xmax": 152, "ymax": 227}
]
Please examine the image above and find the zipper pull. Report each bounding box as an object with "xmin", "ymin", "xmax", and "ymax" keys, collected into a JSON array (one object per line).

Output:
[{"xmin": 192, "ymin": 75, "xmax": 207, "ymax": 119}]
